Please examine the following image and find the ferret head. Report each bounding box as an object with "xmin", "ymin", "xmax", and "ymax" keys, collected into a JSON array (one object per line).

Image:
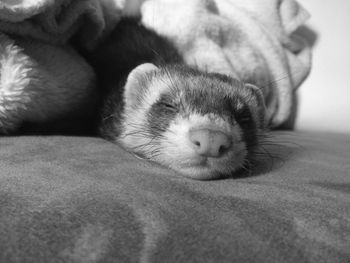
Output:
[{"xmin": 118, "ymin": 63, "xmax": 266, "ymax": 180}]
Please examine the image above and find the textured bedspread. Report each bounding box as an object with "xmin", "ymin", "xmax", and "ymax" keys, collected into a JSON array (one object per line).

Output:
[{"xmin": 0, "ymin": 131, "xmax": 350, "ymax": 263}]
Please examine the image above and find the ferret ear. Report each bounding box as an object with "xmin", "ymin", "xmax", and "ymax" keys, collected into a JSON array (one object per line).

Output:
[
  {"xmin": 124, "ymin": 63, "xmax": 159, "ymax": 108},
  {"xmin": 244, "ymin": 83, "xmax": 267, "ymax": 128}
]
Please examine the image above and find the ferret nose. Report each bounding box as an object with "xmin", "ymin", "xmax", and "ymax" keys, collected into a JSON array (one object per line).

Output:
[{"xmin": 189, "ymin": 128, "xmax": 232, "ymax": 157}]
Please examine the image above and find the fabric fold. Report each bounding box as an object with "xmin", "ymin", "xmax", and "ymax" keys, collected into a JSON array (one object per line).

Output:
[
  {"xmin": 0, "ymin": 0, "xmax": 312, "ymax": 132},
  {"xmin": 0, "ymin": 0, "xmax": 123, "ymax": 133},
  {"xmin": 141, "ymin": 0, "xmax": 312, "ymax": 127}
]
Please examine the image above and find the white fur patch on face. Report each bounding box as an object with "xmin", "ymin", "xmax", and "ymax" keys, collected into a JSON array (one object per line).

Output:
[
  {"xmin": 155, "ymin": 112, "xmax": 247, "ymax": 180},
  {"xmin": 118, "ymin": 77, "xmax": 169, "ymax": 154},
  {"xmin": 118, "ymin": 102, "xmax": 152, "ymax": 153},
  {"xmin": 119, "ymin": 76, "xmax": 248, "ymax": 180},
  {"xmin": 142, "ymin": 77, "xmax": 170, "ymax": 108}
]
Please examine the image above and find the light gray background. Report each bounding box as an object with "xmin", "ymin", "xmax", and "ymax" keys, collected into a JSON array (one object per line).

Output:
[{"xmin": 296, "ymin": 0, "xmax": 350, "ymax": 134}]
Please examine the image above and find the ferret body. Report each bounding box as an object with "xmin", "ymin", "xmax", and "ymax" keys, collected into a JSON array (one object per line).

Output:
[{"xmin": 89, "ymin": 19, "xmax": 266, "ymax": 180}]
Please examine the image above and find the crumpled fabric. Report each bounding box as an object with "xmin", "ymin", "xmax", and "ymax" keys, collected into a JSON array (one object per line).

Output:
[
  {"xmin": 0, "ymin": 0, "xmax": 124, "ymax": 49},
  {"xmin": 141, "ymin": 0, "xmax": 312, "ymax": 127},
  {"xmin": 0, "ymin": 0, "xmax": 311, "ymax": 132},
  {"xmin": 0, "ymin": 0, "xmax": 124, "ymax": 133}
]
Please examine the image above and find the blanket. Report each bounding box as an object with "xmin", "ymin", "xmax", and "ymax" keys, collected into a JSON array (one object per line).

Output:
[
  {"xmin": 141, "ymin": 0, "xmax": 312, "ymax": 127},
  {"xmin": 0, "ymin": 0, "xmax": 122, "ymax": 48},
  {"xmin": 0, "ymin": 33, "xmax": 96, "ymax": 133},
  {"xmin": 0, "ymin": 0, "xmax": 123, "ymax": 133},
  {"xmin": 1, "ymin": 131, "xmax": 349, "ymax": 262},
  {"xmin": 0, "ymin": 0, "xmax": 311, "ymax": 133}
]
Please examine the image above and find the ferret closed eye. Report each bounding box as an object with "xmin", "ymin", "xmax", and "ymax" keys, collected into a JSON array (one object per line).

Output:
[{"xmin": 88, "ymin": 19, "xmax": 267, "ymax": 180}]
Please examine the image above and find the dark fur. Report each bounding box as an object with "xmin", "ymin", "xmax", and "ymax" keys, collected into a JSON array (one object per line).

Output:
[
  {"xmin": 87, "ymin": 18, "xmax": 260, "ymax": 157},
  {"xmin": 86, "ymin": 18, "xmax": 182, "ymax": 139}
]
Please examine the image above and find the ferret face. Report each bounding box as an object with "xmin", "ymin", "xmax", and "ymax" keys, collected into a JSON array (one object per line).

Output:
[{"xmin": 118, "ymin": 63, "xmax": 266, "ymax": 180}]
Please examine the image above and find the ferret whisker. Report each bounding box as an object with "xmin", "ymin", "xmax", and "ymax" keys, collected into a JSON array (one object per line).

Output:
[
  {"xmin": 102, "ymin": 113, "xmax": 118, "ymax": 121},
  {"xmin": 91, "ymin": 18, "xmax": 290, "ymax": 180},
  {"xmin": 241, "ymin": 159, "xmax": 253, "ymax": 175},
  {"xmin": 253, "ymin": 148, "xmax": 286, "ymax": 165}
]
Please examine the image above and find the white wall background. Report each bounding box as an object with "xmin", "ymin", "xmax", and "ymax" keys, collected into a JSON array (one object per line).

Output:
[{"xmin": 295, "ymin": 0, "xmax": 350, "ymax": 134}]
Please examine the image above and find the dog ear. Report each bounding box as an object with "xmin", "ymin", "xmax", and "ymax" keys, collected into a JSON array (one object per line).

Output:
[
  {"xmin": 244, "ymin": 83, "xmax": 267, "ymax": 128},
  {"xmin": 124, "ymin": 63, "xmax": 159, "ymax": 108}
]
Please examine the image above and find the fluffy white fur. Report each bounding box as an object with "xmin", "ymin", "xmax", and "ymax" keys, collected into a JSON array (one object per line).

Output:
[
  {"xmin": 0, "ymin": 33, "xmax": 95, "ymax": 133},
  {"xmin": 0, "ymin": 34, "xmax": 33, "ymax": 132}
]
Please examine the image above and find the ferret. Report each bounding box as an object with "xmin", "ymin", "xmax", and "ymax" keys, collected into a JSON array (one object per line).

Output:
[{"xmin": 88, "ymin": 19, "xmax": 266, "ymax": 180}]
